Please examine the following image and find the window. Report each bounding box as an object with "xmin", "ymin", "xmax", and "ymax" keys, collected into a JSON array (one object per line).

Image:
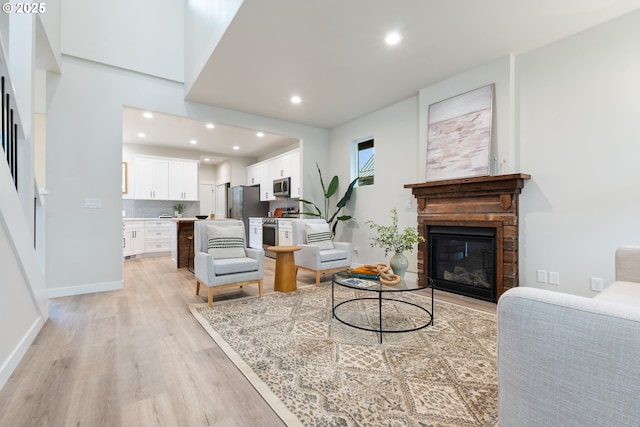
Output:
[{"xmin": 357, "ymin": 139, "xmax": 374, "ymax": 186}]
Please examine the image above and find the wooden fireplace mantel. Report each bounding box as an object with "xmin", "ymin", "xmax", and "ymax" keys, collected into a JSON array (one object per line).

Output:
[{"xmin": 405, "ymin": 173, "xmax": 530, "ymax": 301}]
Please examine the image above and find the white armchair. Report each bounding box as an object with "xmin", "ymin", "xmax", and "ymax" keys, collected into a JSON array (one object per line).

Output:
[
  {"xmin": 292, "ymin": 219, "xmax": 352, "ymax": 285},
  {"xmin": 194, "ymin": 220, "xmax": 264, "ymax": 306}
]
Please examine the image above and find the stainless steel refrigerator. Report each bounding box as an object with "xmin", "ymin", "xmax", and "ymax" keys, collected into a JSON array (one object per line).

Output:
[{"xmin": 228, "ymin": 185, "xmax": 269, "ymax": 243}]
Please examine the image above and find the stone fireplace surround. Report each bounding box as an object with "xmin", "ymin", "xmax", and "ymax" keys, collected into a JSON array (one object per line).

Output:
[{"xmin": 405, "ymin": 174, "xmax": 530, "ymax": 301}]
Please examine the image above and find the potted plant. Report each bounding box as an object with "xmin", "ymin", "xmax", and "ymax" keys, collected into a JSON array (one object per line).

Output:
[
  {"xmin": 366, "ymin": 208, "xmax": 425, "ymax": 278},
  {"xmin": 300, "ymin": 162, "xmax": 358, "ymax": 237},
  {"xmin": 174, "ymin": 203, "xmax": 186, "ymax": 218}
]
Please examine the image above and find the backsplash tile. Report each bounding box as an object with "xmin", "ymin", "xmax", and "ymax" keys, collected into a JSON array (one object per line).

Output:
[{"xmin": 122, "ymin": 199, "xmax": 200, "ymax": 218}]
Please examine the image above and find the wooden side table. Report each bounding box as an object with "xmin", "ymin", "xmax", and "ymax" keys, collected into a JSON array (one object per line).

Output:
[{"xmin": 268, "ymin": 246, "xmax": 302, "ymax": 292}]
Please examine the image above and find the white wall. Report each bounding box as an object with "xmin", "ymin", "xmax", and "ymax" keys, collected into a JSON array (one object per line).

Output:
[
  {"xmin": 329, "ymin": 97, "xmax": 420, "ymax": 271},
  {"xmin": 61, "ymin": 0, "xmax": 184, "ymax": 82},
  {"xmin": 517, "ymin": 9, "xmax": 640, "ymax": 296},
  {"xmin": 46, "ymin": 55, "xmax": 329, "ymax": 297}
]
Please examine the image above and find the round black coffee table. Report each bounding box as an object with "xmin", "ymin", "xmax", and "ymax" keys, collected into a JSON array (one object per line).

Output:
[{"xmin": 331, "ymin": 270, "xmax": 434, "ymax": 343}]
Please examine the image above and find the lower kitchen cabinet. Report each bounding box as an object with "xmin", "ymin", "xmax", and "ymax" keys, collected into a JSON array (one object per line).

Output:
[
  {"xmin": 123, "ymin": 221, "xmax": 144, "ymax": 257},
  {"xmin": 144, "ymin": 220, "xmax": 172, "ymax": 254}
]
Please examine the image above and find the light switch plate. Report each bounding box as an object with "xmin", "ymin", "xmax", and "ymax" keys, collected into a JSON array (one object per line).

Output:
[{"xmin": 84, "ymin": 198, "xmax": 102, "ymax": 209}]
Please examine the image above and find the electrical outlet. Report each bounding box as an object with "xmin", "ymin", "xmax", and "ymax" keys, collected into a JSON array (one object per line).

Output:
[
  {"xmin": 591, "ymin": 277, "xmax": 604, "ymax": 292},
  {"xmin": 536, "ymin": 270, "xmax": 548, "ymax": 283},
  {"xmin": 353, "ymin": 246, "xmax": 359, "ymax": 254},
  {"xmin": 549, "ymin": 272, "xmax": 560, "ymax": 285}
]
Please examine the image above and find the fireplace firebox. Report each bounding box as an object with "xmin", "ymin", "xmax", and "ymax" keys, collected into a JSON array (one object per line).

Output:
[{"xmin": 428, "ymin": 226, "xmax": 496, "ymax": 302}]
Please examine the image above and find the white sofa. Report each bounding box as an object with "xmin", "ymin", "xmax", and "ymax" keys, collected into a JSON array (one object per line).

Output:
[{"xmin": 497, "ymin": 246, "xmax": 640, "ymax": 427}]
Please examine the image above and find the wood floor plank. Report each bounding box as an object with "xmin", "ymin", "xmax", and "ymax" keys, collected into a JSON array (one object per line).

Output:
[{"xmin": 0, "ymin": 255, "xmax": 494, "ymax": 426}]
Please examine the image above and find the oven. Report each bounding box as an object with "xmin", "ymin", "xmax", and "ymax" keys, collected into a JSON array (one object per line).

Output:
[{"xmin": 262, "ymin": 218, "xmax": 278, "ymax": 257}]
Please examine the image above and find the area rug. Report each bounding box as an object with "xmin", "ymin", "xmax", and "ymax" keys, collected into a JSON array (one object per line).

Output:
[{"xmin": 189, "ymin": 284, "xmax": 498, "ymax": 427}]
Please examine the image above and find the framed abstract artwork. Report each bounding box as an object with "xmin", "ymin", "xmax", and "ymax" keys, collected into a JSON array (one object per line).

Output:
[{"xmin": 426, "ymin": 84, "xmax": 494, "ymax": 181}]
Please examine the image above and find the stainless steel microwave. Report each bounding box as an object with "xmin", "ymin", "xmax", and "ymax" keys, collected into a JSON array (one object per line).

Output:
[{"xmin": 273, "ymin": 177, "xmax": 290, "ymax": 197}]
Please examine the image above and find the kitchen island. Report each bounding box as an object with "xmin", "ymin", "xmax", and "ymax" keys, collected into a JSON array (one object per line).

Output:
[{"xmin": 171, "ymin": 218, "xmax": 200, "ymax": 269}]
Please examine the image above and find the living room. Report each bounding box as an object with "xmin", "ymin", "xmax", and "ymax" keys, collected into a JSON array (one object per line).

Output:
[{"xmin": 1, "ymin": 1, "xmax": 640, "ymax": 426}]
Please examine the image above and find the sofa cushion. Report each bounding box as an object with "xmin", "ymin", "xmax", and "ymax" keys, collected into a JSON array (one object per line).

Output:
[
  {"xmin": 213, "ymin": 257, "xmax": 259, "ymax": 275},
  {"xmin": 320, "ymin": 249, "xmax": 347, "ymax": 262},
  {"xmin": 207, "ymin": 225, "xmax": 246, "ymax": 259},
  {"xmin": 305, "ymin": 222, "xmax": 334, "ymax": 250},
  {"xmin": 594, "ymin": 281, "xmax": 640, "ymax": 307}
]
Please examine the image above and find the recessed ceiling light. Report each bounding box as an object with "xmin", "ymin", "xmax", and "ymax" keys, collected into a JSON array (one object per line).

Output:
[
  {"xmin": 137, "ymin": 132, "xmax": 146, "ymax": 138},
  {"xmin": 385, "ymin": 31, "xmax": 402, "ymax": 46},
  {"xmin": 204, "ymin": 157, "xmax": 210, "ymax": 162},
  {"xmin": 143, "ymin": 112, "xmax": 153, "ymax": 119},
  {"xmin": 256, "ymin": 132, "xmax": 264, "ymax": 138},
  {"xmin": 189, "ymin": 139, "xmax": 198, "ymax": 145},
  {"xmin": 205, "ymin": 123, "xmax": 215, "ymax": 129},
  {"xmin": 233, "ymin": 146, "xmax": 240, "ymax": 150},
  {"xmin": 290, "ymin": 95, "xmax": 302, "ymax": 104}
]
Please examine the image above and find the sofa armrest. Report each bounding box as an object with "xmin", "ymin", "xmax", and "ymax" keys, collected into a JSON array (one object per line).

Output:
[
  {"xmin": 497, "ymin": 287, "xmax": 640, "ymax": 427},
  {"xmin": 294, "ymin": 244, "xmax": 321, "ymax": 268},
  {"xmin": 616, "ymin": 245, "xmax": 640, "ymax": 283},
  {"xmin": 245, "ymin": 247, "xmax": 265, "ymax": 274}
]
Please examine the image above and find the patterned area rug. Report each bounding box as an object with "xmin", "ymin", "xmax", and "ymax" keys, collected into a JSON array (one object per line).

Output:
[{"xmin": 189, "ymin": 284, "xmax": 498, "ymax": 427}]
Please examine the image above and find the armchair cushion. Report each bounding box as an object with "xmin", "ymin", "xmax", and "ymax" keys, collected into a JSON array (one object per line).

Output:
[
  {"xmin": 305, "ymin": 222, "xmax": 334, "ymax": 250},
  {"xmin": 213, "ymin": 257, "xmax": 259, "ymax": 275},
  {"xmin": 319, "ymin": 249, "xmax": 348, "ymax": 262},
  {"xmin": 207, "ymin": 224, "xmax": 246, "ymax": 259}
]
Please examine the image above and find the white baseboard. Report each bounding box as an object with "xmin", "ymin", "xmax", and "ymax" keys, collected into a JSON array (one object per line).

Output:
[
  {"xmin": 0, "ymin": 316, "xmax": 44, "ymax": 390},
  {"xmin": 48, "ymin": 280, "xmax": 123, "ymax": 298}
]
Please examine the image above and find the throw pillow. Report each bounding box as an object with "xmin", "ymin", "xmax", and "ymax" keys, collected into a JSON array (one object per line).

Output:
[
  {"xmin": 305, "ymin": 222, "xmax": 334, "ymax": 251},
  {"xmin": 206, "ymin": 225, "xmax": 246, "ymax": 259}
]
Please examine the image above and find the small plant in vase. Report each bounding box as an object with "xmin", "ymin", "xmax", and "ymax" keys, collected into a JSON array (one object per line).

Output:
[
  {"xmin": 366, "ymin": 208, "xmax": 425, "ymax": 278},
  {"xmin": 174, "ymin": 203, "xmax": 186, "ymax": 218}
]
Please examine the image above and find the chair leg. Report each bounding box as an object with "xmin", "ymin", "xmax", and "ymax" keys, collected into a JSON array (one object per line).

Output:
[
  {"xmin": 196, "ymin": 279, "xmax": 200, "ymax": 295},
  {"xmin": 315, "ymin": 271, "xmax": 321, "ymax": 286},
  {"xmin": 258, "ymin": 279, "xmax": 263, "ymax": 297},
  {"xmin": 208, "ymin": 287, "xmax": 214, "ymax": 307}
]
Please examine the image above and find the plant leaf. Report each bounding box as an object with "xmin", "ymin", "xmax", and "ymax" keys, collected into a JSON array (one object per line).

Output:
[
  {"xmin": 300, "ymin": 199, "xmax": 322, "ymax": 217},
  {"xmin": 337, "ymin": 215, "xmax": 352, "ymax": 221},
  {"xmin": 326, "ymin": 176, "xmax": 339, "ymax": 198},
  {"xmin": 336, "ymin": 177, "xmax": 358, "ymax": 208},
  {"xmin": 315, "ymin": 163, "xmax": 327, "ymax": 197}
]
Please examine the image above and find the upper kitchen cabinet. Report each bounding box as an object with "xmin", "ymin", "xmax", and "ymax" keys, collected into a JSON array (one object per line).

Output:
[
  {"xmin": 135, "ymin": 157, "xmax": 169, "ymax": 200},
  {"xmin": 269, "ymin": 152, "xmax": 291, "ymax": 180},
  {"xmin": 290, "ymin": 150, "xmax": 301, "ymax": 198},
  {"xmin": 169, "ymin": 160, "xmax": 199, "ymax": 201},
  {"xmin": 246, "ymin": 148, "xmax": 301, "ymax": 200},
  {"xmin": 134, "ymin": 155, "xmax": 199, "ymax": 201}
]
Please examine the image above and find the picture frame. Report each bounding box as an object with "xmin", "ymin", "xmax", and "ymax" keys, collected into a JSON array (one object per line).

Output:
[
  {"xmin": 122, "ymin": 162, "xmax": 128, "ymax": 194},
  {"xmin": 426, "ymin": 84, "xmax": 494, "ymax": 181}
]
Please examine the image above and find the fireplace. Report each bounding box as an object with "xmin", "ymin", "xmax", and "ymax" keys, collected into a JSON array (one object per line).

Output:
[
  {"xmin": 405, "ymin": 174, "xmax": 530, "ymax": 301},
  {"xmin": 428, "ymin": 225, "xmax": 497, "ymax": 302}
]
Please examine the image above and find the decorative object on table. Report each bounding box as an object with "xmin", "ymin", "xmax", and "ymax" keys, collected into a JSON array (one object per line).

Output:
[
  {"xmin": 195, "ymin": 215, "xmax": 208, "ymax": 220},
  {"xmin": 350, "ymin": 263, "xmax": 401, "ymax": 285},
  {"xmin": 426, "ymin": 83, "xmax": 494, "ymax": 181},
  {"xmin": 300, "ymin": 162, "xmax": 358, "ymax": 237},
  {"xmin": 190, "ymin": 285, "xmax": 498, "ymax": 427},
  {"xmin": 367, "ymin": 208, "xmax": 425, "ymax": 278},
  {"xmin": 174, "ymin": 203, "xmax": 186, "ymax": 218}
]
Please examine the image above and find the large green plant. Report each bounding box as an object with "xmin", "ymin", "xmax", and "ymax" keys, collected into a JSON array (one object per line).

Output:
[{"xmin": 300, "ymin": 163, "xmax": 358, "ymax": 236}]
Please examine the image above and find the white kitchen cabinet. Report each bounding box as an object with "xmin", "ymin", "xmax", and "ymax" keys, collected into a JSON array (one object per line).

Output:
[
  {"xmin": 144, "ymin": 220, "xmax": 172, "ymax": 254},
  {"xmin": 258, "ymin": 163, "xmax": 275, "ymax": 201},
  {"xmin": 169, "ymin": 160, "xmax": 198, "ymax": 201},
  {"xmin": 123, "ymin": 221, "xmax": 144, "ymax": 257},
  {"xmin": 249, "ymin": 217, "xmax": 263, "ymax": 249},
  {"xmin": 134, "ymin": 157, "xmax": 169, "ymax": 200},
  {"xmin": 269, "ymin": 153, "xmax": 291, "ymax": 180},
  {"xmin": 278, "ymin": 219, "xmax": 293, "ymax": 246},
  {"xmin": 247, "ymin": 164, "xmax": 261, "ymax": 186},
  {"xmin": 289, "ymin": 149, "xmax": 301, "ymax": 198}
]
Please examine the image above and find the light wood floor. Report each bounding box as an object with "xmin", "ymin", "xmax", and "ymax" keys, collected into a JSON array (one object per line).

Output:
[{"xmin": 0, "ymin": 256, "xmax": 495, "ymax": 427}]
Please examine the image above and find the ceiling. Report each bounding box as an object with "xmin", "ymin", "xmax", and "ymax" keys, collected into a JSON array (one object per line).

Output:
[
  {"xmin": 124, "ymin": 0, "xmax": 640, "ymax": 162},
  {"xmin": 122, "ymin": 107, "xmax": 299, "ymax": 164}
]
